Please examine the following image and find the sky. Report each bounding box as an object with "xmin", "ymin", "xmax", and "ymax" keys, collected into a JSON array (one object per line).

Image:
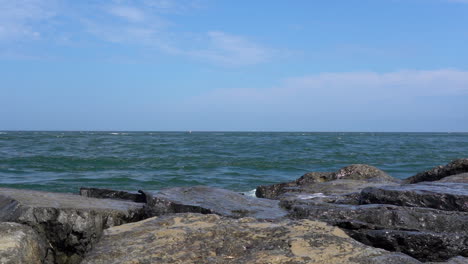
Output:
[{"xmin": 1, "ymin": 0, "xmax": 468, "ymax": 132}]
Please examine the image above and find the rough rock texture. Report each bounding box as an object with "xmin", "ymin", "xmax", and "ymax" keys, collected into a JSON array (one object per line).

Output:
[
  {"xmin": 285, "ymin": 199, "xmax": 468, "ymax": 262},
  {"xmin": 141, "ymin": 186, "xmax": 287, "ymax": 220},
  {"xmin": 360, "ymin": 183, "xmax": 468, "ymax": 212},
  {"xmin": 0, "ymin": 188, "xmax": 146, "ymax": 264},
  {"xmin": 432, "ymin": 256, "xmax": 468, "ymax": 264},
  {"xmin": 256, "ymin": 164, "xmax": 399, "ymax": 200},
  {"xmin": 0, "ymin": 222, "xmax": 47, "ymax": 264},
  {"xmin": 80, "ymin": 187, "xmax": 146, "ymax": 203},
  {"xmin": 82, "ymin": 213, "xmax": 421, "ymax": 264},
  {"xmin": 404, "ymin": 158, "xmax": 468, "ymax": 184},
  {"xmin": 437, "ymin": 173, "xmax": 468, "ymax": 183}
]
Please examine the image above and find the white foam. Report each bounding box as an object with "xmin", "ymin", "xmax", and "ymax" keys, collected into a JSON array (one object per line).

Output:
[
  {"xmin": 243, "ymin": 189, "xmax": 257, "ymax": 197},
  {"xmin": 296, "ymin": 193, "xmax": 327, "ymax": 200}
]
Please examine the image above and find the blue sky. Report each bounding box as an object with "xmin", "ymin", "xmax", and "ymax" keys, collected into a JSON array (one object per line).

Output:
[{"xmin": 1, "ymin": 0, "xmax": 467, "ymax": 131}]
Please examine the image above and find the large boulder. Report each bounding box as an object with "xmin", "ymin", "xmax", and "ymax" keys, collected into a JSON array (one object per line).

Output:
[
  {"xmin": 0, "ymin": 222, "xmax": 47, "ymax": 264},
  {"xmin": 0, "ymin": 188, "xmax": 146, "ymax": 264},
  {"xmin": 256, "ymin": 164, "xmax": 399, "ymax": 200},
  {"xmin": 82, "ymin": 213, "xmax": 421, "ymax": 264},
  {"xmin": 360, "ymin": 183, "xmax": 468, "ymax": 212},
  {"xmin": 284, "ymin": 193, "xmax": 468, "ymax": 261},
  {"xmin": 404, "ymin": 159, "xmax": 468, "ymax": 184}
]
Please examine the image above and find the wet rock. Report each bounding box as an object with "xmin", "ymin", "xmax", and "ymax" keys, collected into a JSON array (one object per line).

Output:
[
  {"xmin": 0, "ymin": 222, "xmax": 47, "ymax": 264},
  {"xmin": 404, "ymin": 159, "xmax": 468, "ymax": 184},
  {"xmin": 143, "ymin": 186, "xmax": 287, "ymax": 220},
  {"xmin": 82, "ymin": 213, "xmax": 421, "ymax": 264},
  {"xmin": 0, "ymin": 188, "xmax": 146, "ymax": 264},
  {"xmin": 80, "ymin": 187, "xmax": 146, "ymax": 203},
  {"xmin": 256, "ymin": 164, "xmax": 399, "ymax": 200},
  {"xmin": 360, "ymin": 183, "xmax": 468, "ymax": 212}
]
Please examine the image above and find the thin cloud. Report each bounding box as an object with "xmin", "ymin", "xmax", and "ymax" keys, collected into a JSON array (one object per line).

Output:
[
  {"xmin": 0, "ymin": 0, "xmax": 59, "ymax": 40},
  {"xmin": 0, "ymin": 0, "xmax": 274, "ymax": 66},
  {"xmin": 107, "ymin": 6, "xmax": 146, "ymax": 22},
  {"xmin": 186, "ymin": 31, "xmax": 273, "ymax": 66},
  {"xmin": 182, "ymin": 69, "xmax": 468, "ymax": 110},
  {"xmin": 84, "ymin": 2, "xmax": 274, "ymax": 66}
]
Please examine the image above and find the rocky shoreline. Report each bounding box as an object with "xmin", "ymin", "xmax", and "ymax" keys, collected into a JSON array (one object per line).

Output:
[{"xmin": 1, "ymin": 159, "xmax": 467, "ymax": 264}]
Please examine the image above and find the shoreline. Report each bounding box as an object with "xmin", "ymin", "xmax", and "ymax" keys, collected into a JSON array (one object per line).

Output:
[{"xmin": 1, "ymin": 159, "xmax": 467, "ymax": 263}]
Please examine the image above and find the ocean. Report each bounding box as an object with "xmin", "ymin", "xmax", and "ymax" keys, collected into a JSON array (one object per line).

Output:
[{"xmin": 0, "ymin": 131, "xmax": 467, "ymax": 194}]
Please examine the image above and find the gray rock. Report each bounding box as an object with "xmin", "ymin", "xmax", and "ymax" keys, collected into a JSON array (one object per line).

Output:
[
  {"xmin": 404, "ymin": 158, "xmax": 468, "ymax": 184},
  {"xmin": 0, "ymin": 222, "xmax": 47, "ymax": 264},
  {"xmin": 360, "ymin": 183, "xmax": 468, "ymax": 212},
  {"xmin": 285, "ymin": 196, "xmax": 468, "ymax": 261},
  {"xmin": 256, "ymin": 164, "xmax": 399, "ymax": 200},
  {"xmin": 143, "ymin": 186, "xmax": 287, "ymax": 220},
  {"xmin": 82, "ymin": 213, "xmax": 421, "ymax": 264},
  {"xmin": 285, "ymin": 201, "xmax": 468, "ymax": 234},
  {"xmin": 437, "ymin": 173, "xmax": 468, "ymax": 183},
  {"xmin": 0, "ymin": 188, "xmax": 146, "ymax": 264},
  {"xmin": 433, "ymin": 256, "xmax": 468, "ymax": 264}
]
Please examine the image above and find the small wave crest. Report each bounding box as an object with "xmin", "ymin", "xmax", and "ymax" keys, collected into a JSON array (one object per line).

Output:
[
  {"xmin": 296, "ymin": 193, "xmax": 327, "ymax": 200},
  {"xmin": 242, "ymin": 189, "xmax": 257, "ymax": 197}
]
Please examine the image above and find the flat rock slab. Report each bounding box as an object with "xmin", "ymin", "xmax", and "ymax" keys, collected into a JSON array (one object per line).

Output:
[
  {"xmin": 360, "ymin": 183, "xmax": 468, "ymax": 212},
  {"xmin": 0, "ymin": 222, "xmax": 47, "ymax": 264},
  {"xmin": 144, "ymin": 186, "xmax": 288, "ymax": 220},
  {"xmin": 0, "ymin": 188, "xmax": 146, "ymax": 264},
  {"xmin": 82, "ymin": 213, "xmax": 421, "ymax": 264}
]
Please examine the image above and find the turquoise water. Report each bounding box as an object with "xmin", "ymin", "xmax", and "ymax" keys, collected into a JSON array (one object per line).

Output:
[{"xmin": 0, "ymin": 131, "xmax": 467, "ymax": 193}]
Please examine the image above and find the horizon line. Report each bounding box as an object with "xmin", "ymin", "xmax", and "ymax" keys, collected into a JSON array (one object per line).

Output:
[{"xmin": 1, "ymin": 130, "xmax": 467, "ymax": 133}]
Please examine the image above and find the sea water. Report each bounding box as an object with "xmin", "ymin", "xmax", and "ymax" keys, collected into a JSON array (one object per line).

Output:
[{"xmin": 0, "ymin": 131, "xmax": 467, "ymax": 193}]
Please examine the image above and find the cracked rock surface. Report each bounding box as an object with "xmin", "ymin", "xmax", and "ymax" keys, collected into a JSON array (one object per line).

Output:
[{"xmin": 0, "ymin": 188, "xmax": 146, "ymax": 264}]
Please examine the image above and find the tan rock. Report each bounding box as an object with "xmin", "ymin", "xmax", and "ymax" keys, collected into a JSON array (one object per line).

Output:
[
  {"xmin": 82, "ymin": 213, "xmax": 420, "ymax": 264},
  {"xmin": 0, "ymin": 222, "xmax": 46, "ymax": 264}
]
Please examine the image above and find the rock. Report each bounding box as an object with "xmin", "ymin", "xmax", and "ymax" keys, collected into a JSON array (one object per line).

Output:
[
  {"xmin": 82, "ymin": 213, "xmax": 421, "ymax": 264},
  {"xmin": 0, "ymin": 188, "xmax": 146, "ymax": 264},
  {"xmin": 256, "ymin": 164, "xmax": 399, "ymax": 200},
  {"xmin": 404, "ymin": 159, "xmax": 468, "ymax": 184},
  {"xmin": 285, "ymin": 200, "xmax": 468, "ymax": 261},
  {"xmin": 360, "ymin": 183, "xmax": 468, "ymax": 212},
  {"xmin": 433, "ymin": 256, "xmax": 468, "ymax": 264},
  {"xmin": 0, "ymin": 222, "xmax": 47, "ymax": 264},
  {"xmin": 343, "ymin": 227, "xmax": 468, "ymax": 262},
  {"xmin": 142, "ymin": 186, "xmax": 287, "ymax": 220},
  {"xmin": 286, "ymin": 201, "xmax": 468, "ymax": 234},
  {"xmin": 437, "ymin": 173, "xmax": 468, "ymax": 183},
  {"xmin": 80, "ymin": 187, "xmax": 146, "ymax": 203}
]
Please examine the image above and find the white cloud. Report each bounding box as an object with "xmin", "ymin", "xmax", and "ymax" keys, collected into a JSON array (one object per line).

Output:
[
  {"xmin": 0, "ymin": 0, "xmax": 275, "ymax": 66},
  {"xmin": 0, "ymin": 0, "xmax": 58, "ymax": 40},
  {"xmin": 182, "ymin": 69, "xmax": 468, "ymax": 110},
  {"xmin": 86, "ymin": 2, "xmax": 273, "ymax": 66},
  {"xmin": 186, "ymin": 31, "xmax": 273, "ymax": 66},
  {"xmin": 107, "ymin": 6, "xmax": 146, "ymax": 22}
]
